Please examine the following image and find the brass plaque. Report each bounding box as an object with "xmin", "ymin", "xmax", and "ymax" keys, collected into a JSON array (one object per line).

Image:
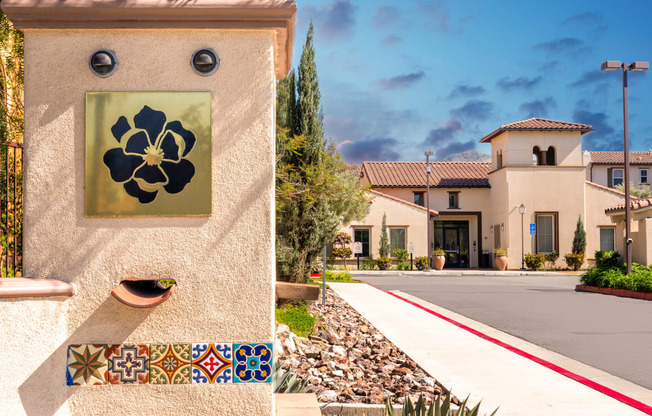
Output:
[{"xmin": 85, "ymin": 92, "xmax": 212, "ymax": 217}]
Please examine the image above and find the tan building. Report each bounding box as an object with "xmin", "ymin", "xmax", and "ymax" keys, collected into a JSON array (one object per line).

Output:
[
  {"xmin": 337, "ymin": 118, "xmax": 652, "ymax": 270},
  {"xmin": 587, "ymin": 151, "xmax": 652, "ymax": 191}
]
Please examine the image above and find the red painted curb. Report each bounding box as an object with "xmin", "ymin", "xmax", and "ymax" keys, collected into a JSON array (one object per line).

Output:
[
  {"xmin": 575, "ymin": 284, "xmax": 652, "ymax": 301},
  {"xmin": 364, "ymin": 281, "xmax": 652, "ymax": 415}
]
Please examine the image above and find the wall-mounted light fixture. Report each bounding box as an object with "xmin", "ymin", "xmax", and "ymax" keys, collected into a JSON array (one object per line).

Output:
[
  {"xmin": 192, "ymin": 49, "xmax": 220, "ymax": 76},
  {"xmin": 89, "ymin": 50, "xmax": 118, "ymax": 77},
  {"xmin": 473, "ymin": 240, "xmax": 477, "ymax": 252},
  {"xmin": 500, "ymin": 223, "xmax": 504, "ymax": 232},
  {"xmin": 490, "ymin": 225, "xmax": 494, "ymax": 233}
]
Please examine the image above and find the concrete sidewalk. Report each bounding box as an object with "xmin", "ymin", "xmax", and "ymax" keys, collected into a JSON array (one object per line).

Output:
[{"xmin": 328, "ymin": 282, "xmax": 652, "ymax": 416}]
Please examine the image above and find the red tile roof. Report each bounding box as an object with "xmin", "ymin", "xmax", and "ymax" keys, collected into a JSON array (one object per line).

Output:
[
  {"xmin": 590, "ymin": 151, "xmax": 652, "ymax": 165},
  {"xmin": 362, "ymin": 161, "xmax": 491, "ymax": 188},
  {"xmin": 585, "ymin": 181, "xmax": 625, "ymax": 196},
  {"xmin": 606, "ymin": 197, "xmax": 652, "ymax": 214},
  {"xmin": 480, "ymin": 118, "xmax": 593, "ymax": 143},
  {"xmin": 370, "ymin": 189, "xmax": 438, "ymax": 217}
]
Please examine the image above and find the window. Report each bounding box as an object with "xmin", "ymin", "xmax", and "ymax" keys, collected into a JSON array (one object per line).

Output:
[
  {"xmin": 641, "ymin": 169, "xmax": 648, "ymax": 184},
  {"xmin": 600, "ymin": 228, "xmax": 615, "ymax": 252},
  {"xmin": 546, "ymin": 146, "xmax": 556, "ymax": 166},
  {"xmin": 533, "ymin": 146, "xmax": 541, "ymax": 165},
  {"xmin": 389, "ymin": 228, "xmax": 406, "ymax": 254},
  {"xmin": 353, "ymin": 228, "xmax": 370, "ymax": 257},
  {"xmin": 536, "ymin": 213, "xmax": 557, "ymax": 253},
  {"xmin": 413, "ymin": 192, "xmax": 424, "ymax": 207},
  {"xmin": 613, "ymin": 169, "xmax": 624, "ymax": 187},
  {"xmin": 448, "ymin": 192, "xmax": 459, "ymax": 209}
]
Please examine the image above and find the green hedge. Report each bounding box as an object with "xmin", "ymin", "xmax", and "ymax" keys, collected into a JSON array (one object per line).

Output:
[{"xmin": 581, "ymin": 251, "xmax": 652, "ymax": 293}]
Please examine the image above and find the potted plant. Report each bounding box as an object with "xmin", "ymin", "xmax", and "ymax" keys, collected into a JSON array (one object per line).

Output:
[
  {"xmin": 432, "ymin": 249, "xmax": 446, "ymax": 270},
  {"xmin": 493, "ymin": 247, "xmax": 508, "ymax": 271}
]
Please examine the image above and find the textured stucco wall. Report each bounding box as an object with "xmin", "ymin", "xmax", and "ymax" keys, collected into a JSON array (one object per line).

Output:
[{"xmin": 7, "ymin": 29, "xmax": 276, "ymax": 415}]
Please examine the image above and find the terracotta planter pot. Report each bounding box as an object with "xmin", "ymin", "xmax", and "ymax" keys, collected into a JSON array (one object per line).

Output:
[
  {"xmin": 494, "ymin": 255, "xmax": 508, "ymax": 271},
  {"xmin": 433, "ymin": 255, "xmax": 446, "ymax": 270}
]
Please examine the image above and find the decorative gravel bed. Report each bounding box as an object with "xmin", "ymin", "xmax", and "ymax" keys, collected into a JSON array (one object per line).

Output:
[{"xmin": 275, "ymin": 287, "xmax": 449, "ymax": 405}]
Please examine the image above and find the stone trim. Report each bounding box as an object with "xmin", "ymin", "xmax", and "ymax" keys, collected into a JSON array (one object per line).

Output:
[
  {"xmin": 0, "ymin": 0, "xmax": 297, "ymax": 79},
  {"xmin": 0, "ymin": 277, "xmax": 76, "ymax": 298}
]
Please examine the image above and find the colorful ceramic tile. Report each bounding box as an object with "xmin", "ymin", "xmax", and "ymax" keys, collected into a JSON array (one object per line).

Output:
[
  {"xmin": 66, "ymin": 344, "xmax": 108, "ymax": 386},
  {"xmin": 105, "ymin": 344, "xmax": 149, "ymax": 384},
  {"xmin": 149, "ymin": 344, "xmax": 192, "ymax": 384},
  {"xmin": 191, "ymin": 343, "xmax": 233, "ymax": 384},
  {"xmin": 233, "ymin": 343, "xmax": 273, "ymax": 383}
]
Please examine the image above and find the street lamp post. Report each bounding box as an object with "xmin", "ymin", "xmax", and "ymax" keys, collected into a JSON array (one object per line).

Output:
[
  {"xmin": 601, "ymin": 60, "xmax": 649, "ymax": 275},
  {"xmin": 519, "ymin": 203, "xmax": 526, "ymax": 270},
  {"xmin": 425, "ymin": 151, "xmax": 433, "ymax": 268}
]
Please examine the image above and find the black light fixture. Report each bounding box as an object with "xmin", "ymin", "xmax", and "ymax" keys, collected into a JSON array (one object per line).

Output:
[
  {"xmin": 89, "ymin": 50, "xmax": 118, "ymax": 77},
  {"xmin": 192, "ymin": 49, "xmax": 220, "ymax": 76}
]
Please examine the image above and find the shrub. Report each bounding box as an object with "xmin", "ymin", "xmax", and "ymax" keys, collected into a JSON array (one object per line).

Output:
[
  {"xmin": 360, "ymin": 256, "xmax": 376, "ymax": 270},
  {"xmin": 397, "ymin": 262, "xmax": 410, "ymax": 271},
  {"xmin": 393, "ymin": 248, "xmax": 409, "ymax": 263},
  {"xmin": 273, "ymin": 361, "xmax": 308, "ymax": 394},
  {"xmin": 384, "ymin": 393, "xmax": 498, "ymax": 416},
  {"xmin": 331, "ymin": 247, "xmax": 352, "ymax": 267},
  {"xmin": 275, "ymin": 303, "xmax": 315, "ymax": 338},
  {"xmin": 432, "ymin": 249, "xmax": 446, "ymax": 256},
  {"xmin": 376, "ymin": 256, "xmax": 392, "ymax": 270},
  {"xmin": 524, "ymin": 253, "xmax": 544, "ymax": 270},
  {"xmin": 415, "ymin": 256, "xmax": 428, "ymax": 271},
  {"xmin": 493, "ymin": 247, "xmax": 507, "ymax": 256},
  {"xmin": 325, "ymin": 270, "xmax": 354, "ymax": 282},
  {"xmin": 594, "ymin": 250, "xmax": 623, "ymax": 270},
  {"xmin": 564, "ymin": 253, "xmax": 584, "ymax": 271},
  {"xmin": 332, "ymin": 232, "xmax": 352, "ymax": 268},
  {"xmin": 379, "ymin": 213, "xmax": 390, "ymax": 257},
  {"xmin": 543, "ymin": 251, "xmax": 559, "ymax": 269}
]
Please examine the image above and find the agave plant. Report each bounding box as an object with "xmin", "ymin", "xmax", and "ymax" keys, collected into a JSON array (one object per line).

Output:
[
  {"xmin": 384, "ymin": 393, "xmax": 498, "ymax": 416},
  {"xmin": 272, "ymin": 361, "xmax": 308, "ymax": 394}
]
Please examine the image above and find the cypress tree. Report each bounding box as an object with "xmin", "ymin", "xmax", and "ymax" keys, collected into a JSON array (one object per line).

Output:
[
  {"xmin": 572, "ymin": 215, "xmax": 586, "ymax": 255},
  {"xmin": 379, "ymin": 213, "xmax": 390, "ymax": 257},
  {"xmin": 296, "ymin": 22, "xmax": 325, "ymax": 164},
  {"xmin": 275, "ymin": 23, "xmax": 369, "ymax": 283}
]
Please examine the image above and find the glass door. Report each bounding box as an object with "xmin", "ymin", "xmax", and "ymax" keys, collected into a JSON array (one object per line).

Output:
[{"xmin": 444, "ymin": 228, "xmax": 459, "ymax": 267}]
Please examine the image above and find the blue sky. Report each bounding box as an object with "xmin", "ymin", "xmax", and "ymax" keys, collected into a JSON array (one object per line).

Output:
[{"xmin": 289, "ymin": 0, "xmax": 652, "ymax": 163}]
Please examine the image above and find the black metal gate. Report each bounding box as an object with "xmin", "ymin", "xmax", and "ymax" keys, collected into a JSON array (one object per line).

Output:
[{"xmin": 1, "ymin": 142, "xmax": 22, "ymax": 276}]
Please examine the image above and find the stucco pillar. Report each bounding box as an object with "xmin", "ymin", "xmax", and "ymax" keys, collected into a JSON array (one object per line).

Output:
[{"xmin": 0, "ymin": 1, "xmax": 296, "ymax": 414}]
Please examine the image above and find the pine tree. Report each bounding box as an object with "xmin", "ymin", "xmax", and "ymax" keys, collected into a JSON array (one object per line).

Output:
[
  {"xmin": 379, "ymin": 213, "xmax": 390, "ymax": 257},
  {"xmin": 572, "ymin": 215, "xmax": 586, "ymax": 255},
  {"xmin": 276, "ymin": 70, "xmax": 297, "ymax": 137}
]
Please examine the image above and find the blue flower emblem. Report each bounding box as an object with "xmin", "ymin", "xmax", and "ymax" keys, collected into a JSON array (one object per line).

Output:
[{"xmin": 103, "ymin": 105, "xmax": 196, "ymax": 204}]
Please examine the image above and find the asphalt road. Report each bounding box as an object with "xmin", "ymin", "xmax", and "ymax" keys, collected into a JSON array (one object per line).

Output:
[{"xmin": 358, "ymin": 273, "xmax": 652, "ymax": 390}]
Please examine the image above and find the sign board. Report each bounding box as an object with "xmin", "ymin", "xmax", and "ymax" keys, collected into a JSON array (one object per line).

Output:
[
  {"xmin": 530, "ymin": 223, "xmax": 536, "ymax": 235},
  {"xmin": 407, "ymin": 242, "xmax": 415, "ymax": 254},
  {"xmin": 353, "ymin": 242, "xmax": 363, "ymax": 254}
]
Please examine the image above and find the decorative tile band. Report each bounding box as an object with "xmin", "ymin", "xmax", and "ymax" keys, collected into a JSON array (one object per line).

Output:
[{"xmin": 66, "ymin": 343, "xmax": 272, "ymax": 386}]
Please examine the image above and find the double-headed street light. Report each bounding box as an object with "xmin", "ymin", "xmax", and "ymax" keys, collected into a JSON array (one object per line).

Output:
[
  {"xmin": 601, "ymin": 60, "xmax": 649, "ymax": 275},
  {"xmin": 425, "ymin": 151, "xmax": 434, "ymax": 268}
]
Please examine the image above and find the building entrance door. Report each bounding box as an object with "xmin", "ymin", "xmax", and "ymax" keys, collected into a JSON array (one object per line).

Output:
[{"xmin": 434, "ymin": 220, "xmax": 470, "ymax": 268}]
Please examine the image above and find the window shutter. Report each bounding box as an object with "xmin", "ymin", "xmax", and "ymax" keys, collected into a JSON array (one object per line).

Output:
[{"xmin": 607, "ymin": 168, "xmax": 612, "ymax": 187}]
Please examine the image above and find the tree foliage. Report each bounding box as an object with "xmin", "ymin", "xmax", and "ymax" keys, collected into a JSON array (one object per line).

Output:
[
  {"xmin": 0, "ymin": 13, "xmax": 23, "ymax": 146},
  {"xmin": 275, "ymin": 23, "xmax": 369, "ymax": 283},
  {"xmin": 615, "ymin": 182, "xmax": 652, "ymax": 198},
  {"xmin": 572, "ymin": 215, "xmax": 586, "ymax": 255}
]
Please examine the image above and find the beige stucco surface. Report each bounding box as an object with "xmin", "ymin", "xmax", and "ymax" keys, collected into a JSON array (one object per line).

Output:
[
  {"xmin": 589, "ymin": 164, "xmax": 652, "ymax": 191},
  {"xmin": 584, "ymin": 183, "xmax": 625, "ymax": 263},
  {"xmin": 1, "ymin": 29, "xmax": 276, "ymax": 415}
]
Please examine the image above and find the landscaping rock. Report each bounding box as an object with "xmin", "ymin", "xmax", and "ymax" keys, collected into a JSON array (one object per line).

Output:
[{"xmin": 276, "ymin": 288, "xmax": 445, "ymax": 405}]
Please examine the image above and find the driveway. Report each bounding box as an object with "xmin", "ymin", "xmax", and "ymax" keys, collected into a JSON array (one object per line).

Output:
[{"xmin": 357, "ymin": 273, "xmax": 652, "ymax": 390}]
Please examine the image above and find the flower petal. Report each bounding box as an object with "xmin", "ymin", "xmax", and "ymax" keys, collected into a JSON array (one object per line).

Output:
[
  {"xmin": 159, "ymin": 131, "xmax": 180, "ymax": 161},
  {"xmin": 161, "ymin": 159, "xmax": 195, "ymax": 194},
  {"xmin": 165, "ymin": 121, "xmax": 196, "ymax": 157},
  {"xmin": 103, "ymin": 148, "xmax": 144, "ymax": 183},
  {"xmin": 134, "ymin": 164, "xmax": 167, "ymax": 185},
  {"xmin": 133, "ymin": 105, "xmax": 167, "ymax": 144},
  {"xmin": 111, "ymin": 116, "xmax": 131, "ymax": 143},
  {"xmin": 125, "ymin": 131, "xmax": 149, "ymax": 154},
  {"xmin": 124, "ymin": 179, "xmax": 158, "ymax": 204}
]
